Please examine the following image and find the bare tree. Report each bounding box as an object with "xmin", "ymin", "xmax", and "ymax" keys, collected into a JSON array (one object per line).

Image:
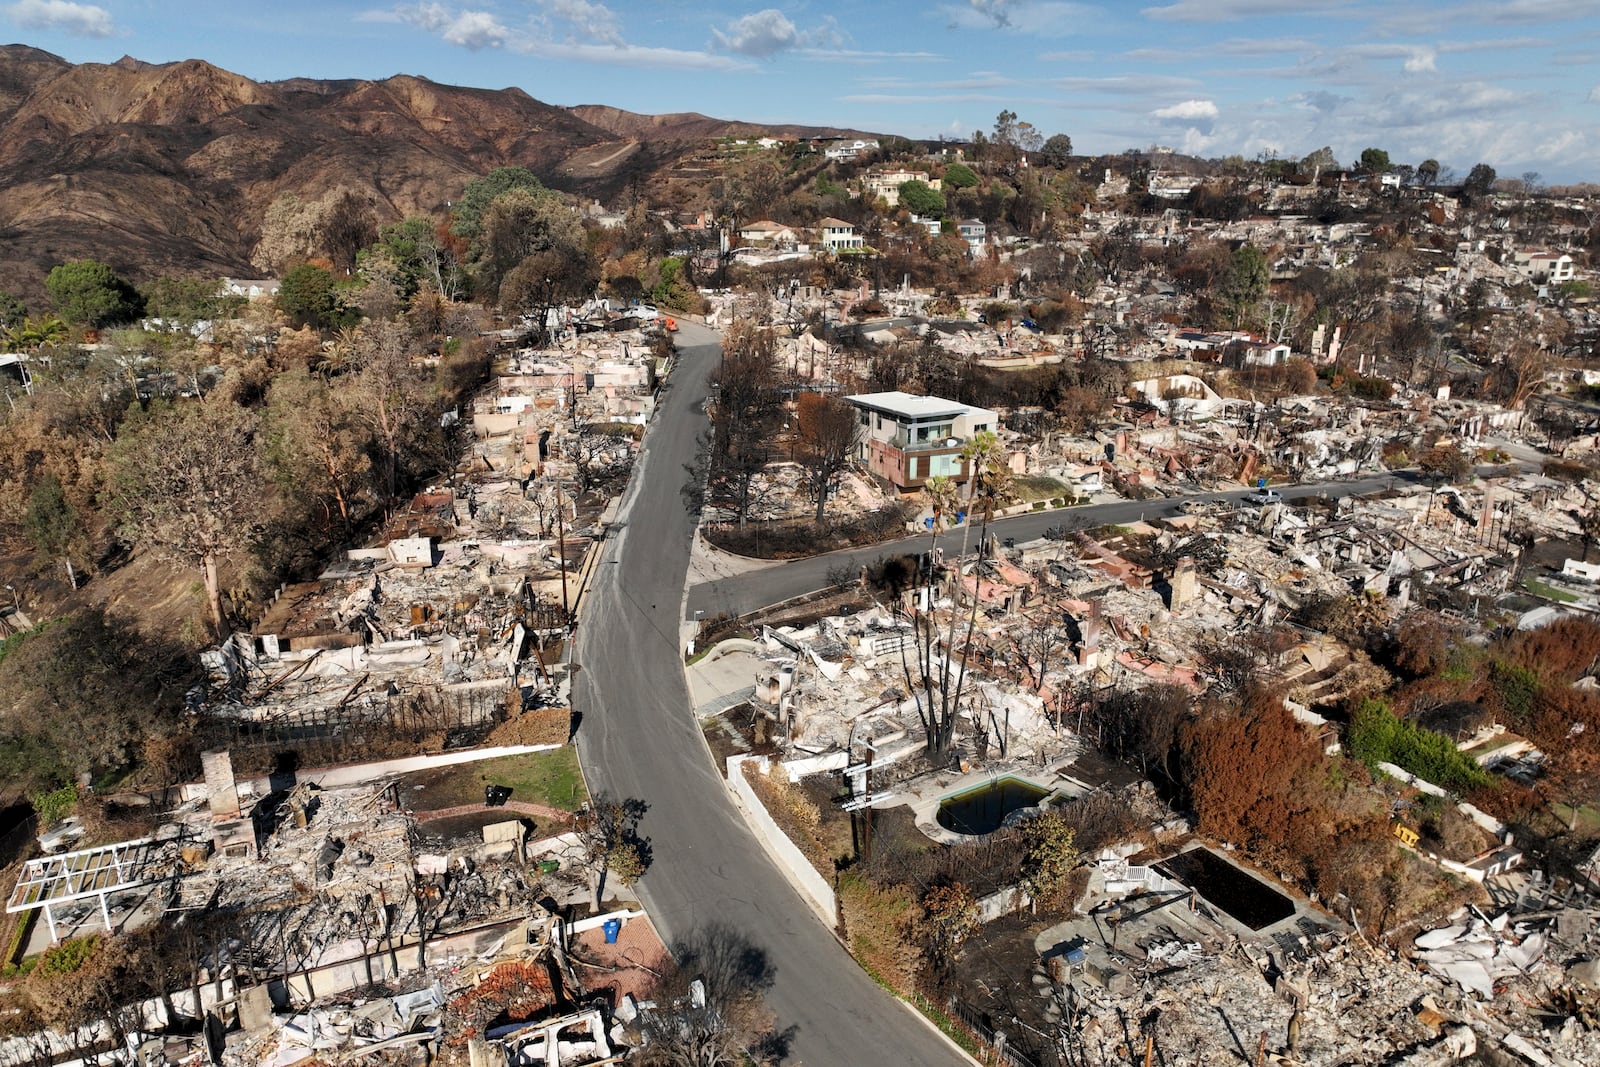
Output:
[
  {"xmin": 706, "ymin": 320, "xmax": 781, "ymax": 525},
  {"xmin": 1015, "ymin": 614, "xmax": 1066, "ymax": 691},
  {"xmin": 107, "ymin": 399, "xmax": 264, "ymax": 634},
  {"xmin": 634, "ymin": 922, "xmax": 785, "ymax": 1067},
  {"xmin": 347, "ymin": 319, "xmax": 432, "ymax": 506},
  {"xmin": 263, "ymin": 369, "xmax": 373, "ymax": 530},
  {"xmin": 795, "ymin": 393, "xmax": 861, "ymax": 524}
]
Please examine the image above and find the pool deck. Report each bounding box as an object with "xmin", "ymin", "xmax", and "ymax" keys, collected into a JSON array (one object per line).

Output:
[{"xmin": 905, "ymin": 756, "xmax": 1095, "ymax": 843}]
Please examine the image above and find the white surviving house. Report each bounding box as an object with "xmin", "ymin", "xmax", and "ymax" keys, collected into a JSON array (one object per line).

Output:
[
  {"xmin": 823, "ymin": 138, "xmax": 879, "ymax": 162},
  {"xmin": 818, "ymin": 217, "xmax": 864, "ymax": 251},
  {"xmin": 846, "ymin": 390, "xmax": 998, "ymax": 492},
  {"xmin": 1510, "ymin": 250, "xmax": 1576, "ymax": 286},
  {"xmin": 222, "ymin": 278, "xmax": 280, "ymax": 299},
  {"xmin": 862, "ymin": 169, "xmax": 939, "ymax": 208}
]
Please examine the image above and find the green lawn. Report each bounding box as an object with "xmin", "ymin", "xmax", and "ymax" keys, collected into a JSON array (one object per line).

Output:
[
  {"xmin": 1549, "ymin": 801, "xmax": 1600, "ymax": 836},
  {"xmin": 1012, "ymin": 475, "xmax": 1070, "ymax": 503},
  {"xmin": 404, "ymin": 747, "xmax": 589, "ymax": 813},
  {"xmin": 1524, "ymin": 579, "xmax": 1581, "ymax": 603}
]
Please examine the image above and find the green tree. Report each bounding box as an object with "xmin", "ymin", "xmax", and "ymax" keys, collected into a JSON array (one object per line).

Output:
[
  {"xmin": 1358, "ymin": 147, "xmax": 1392, "ymax": 173},
  {"xmin": 649, "ymin": 255, "xmax": 695, "ymax": 311},
  {"xmin": 374, "ymin": 216, "xmax": 468, "ymax": 301},
  {"xmin": 1417, "ymin": 158, "xmax": 1441, "ymax": 186},
  {"xmin": 452, "ymin": 165, "xmax": 547, "ymax": 242},
  {"xmin": 46, "ymin": 260, "xmax": 143, "ymax": 328},
  {"xmin": 106, "ymin": 400, "xmax": 265, "ymax": 635},
  {"xmin": 575, "ymin": 794, "xmax": 650, "ymax": 909},
  {"xmin": 1040, "ymin": 133, "xmax": 1074, "ymax": 168},
  {"xmin": 896, "ymin": 179, "xmax": 945, "ymax": 217},
  {"xmin": 476, "ymin": 186, "xmax": 587, "ymax": 297},
  {"xmin": 943, "ymin": 162, "xmax": 979, "ymax": 189},
  {"xmin": 24, "ymin": 473, "xmax": 87, "ymax": 586},
  {"xmin": 1464, "ymin": 162, "xmax": 1498, "ymax": 197},
  {"xmin": 276, "ymin": 264, "xmax": 349, "ymax": 331},
  {"xmin": 141, "ymin": 276, "xmax": 239, "ymax": 326},
  {"xmin": 1215, "ymin": 244, "xmax": 1270, "ymax": 328},
  {"xmin": 1019, "ymin": 811, "xmax": 1080, "ymax": 906},
  {"xmin": 0, "ymin": 288, "xmax": 25, "ymax": 329}
]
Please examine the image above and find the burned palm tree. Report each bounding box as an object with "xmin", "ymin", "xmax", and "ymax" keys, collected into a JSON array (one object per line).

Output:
[{"xmin": 898, "ymin": 433, "xmax": 1014, "ymax": 757}]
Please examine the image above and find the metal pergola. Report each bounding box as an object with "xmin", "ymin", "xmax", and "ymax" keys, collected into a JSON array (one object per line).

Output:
[{"xmin": 6, "ymin": 837, "xmax": 164, "ymax": 942}]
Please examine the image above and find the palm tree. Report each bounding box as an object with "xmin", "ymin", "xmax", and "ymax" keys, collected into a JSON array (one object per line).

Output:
[
  {"xmin": 3, "ymin": 315, "xmax": 68, "ymax": 353},
  {"xmin": 899, "ymin": 434, "xmax": 1016, "ymax": 757}
]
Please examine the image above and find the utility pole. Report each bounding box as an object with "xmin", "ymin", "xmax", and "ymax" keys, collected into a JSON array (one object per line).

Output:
[{"xmin": 556, "ymin": 483, "xmax": 571, "ymax": 630}]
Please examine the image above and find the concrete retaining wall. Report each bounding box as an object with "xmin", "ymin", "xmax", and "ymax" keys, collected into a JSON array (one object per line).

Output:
[{"xmin": 725, "ymin": 755, "xmax": 835, "ymax": 924}]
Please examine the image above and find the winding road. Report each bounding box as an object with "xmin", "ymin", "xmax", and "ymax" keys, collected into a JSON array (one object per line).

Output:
[{"xmin": 572, "ymin": 322, "xmax": 967, "ymax": 1065}]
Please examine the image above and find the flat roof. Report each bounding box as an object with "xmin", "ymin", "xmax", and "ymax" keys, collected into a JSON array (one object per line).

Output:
[{"xmin": 846, "ymin": 391, "xmax": 974, "ymax": 421}]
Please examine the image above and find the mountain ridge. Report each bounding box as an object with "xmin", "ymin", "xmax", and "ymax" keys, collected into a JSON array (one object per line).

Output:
[{"xmin": 0, "ymin": 47, "xmax": 874, "ymax": 306}]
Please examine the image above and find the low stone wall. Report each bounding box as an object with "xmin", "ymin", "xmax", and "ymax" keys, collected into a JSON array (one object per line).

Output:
[{"xmin": 725, "ymin": 755, "xmax": 835, "ymax": 923}]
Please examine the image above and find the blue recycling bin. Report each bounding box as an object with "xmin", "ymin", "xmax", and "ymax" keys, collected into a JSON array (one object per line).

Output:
[{"xmin": 603, "ymin": 918, "xmax": 621, "ymax": 944}]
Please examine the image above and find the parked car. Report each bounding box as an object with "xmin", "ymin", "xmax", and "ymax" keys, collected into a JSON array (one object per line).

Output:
[{"xmin": 1243, "ymin": 489, "xmax": 1282, "ymax": 505}]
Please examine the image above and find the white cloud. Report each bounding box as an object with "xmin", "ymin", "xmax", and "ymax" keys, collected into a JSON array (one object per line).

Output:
[
  {"xmin": 395, "ymin": 3, "xmax": 508, "ymax": 50},
  {"xmin": 1143, "ymin": 0, "xmax": 1354, "ymax": 22},
  {"xmin": 965, "ymin": 0, "xmax": 1016, "ymax": 28},
  {"xmin": 1479, "ymin": 0, "xmax": 1597, "ymax": 23},
  {"xmin": 543, "ymin": 41, "xmax": 750, "ymax": 71},
  {"xmin": 1403, "ymin": 47, "xmax": 1436, "ymax": 73},
  {"xmin": 1589, "ymin": 85, "xmax": 1600, "ymax": 103},
  {"xmin": 5, "ymin": 0, "xmax": 115, "ymax": 37},
  {"xmin": 713, "ymin": 9, "xmax": 800, "ymax": 56},
  {"xmin": 536, "ymin": 0, "xmax": 622, "ymax": 47},
  {"xmin": 389, "ymin": 2, "xmax": 751, "ymax": 70},
  {"xmin": 712, "ymin": 9, "xmax": 844, "ymax": 57},
  {"xmin": 799, "ymin": 48, "xmax": 942, "ymax": 63},
  {"xmin": 944, "ymin": 0, "xmax": 1090, "ymax": 36},
  {"xmin": 1151, "ymin": 98, "xmax": 1218, "ymax": 120}
]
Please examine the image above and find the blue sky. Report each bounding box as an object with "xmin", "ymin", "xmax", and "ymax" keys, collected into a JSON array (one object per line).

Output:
[{"xmin": 5, "ymin": 0, "xmax": 1600, "ymax": 182}]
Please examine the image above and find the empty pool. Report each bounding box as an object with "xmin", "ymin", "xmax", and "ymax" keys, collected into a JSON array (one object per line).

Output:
[
  {"xmin": 936, "ymin": 777, "xmax": 1050, "ymax": 835},
  {"xmin": 1156, "ymin": 848, "xmax": 1296, "ymax": 930}
]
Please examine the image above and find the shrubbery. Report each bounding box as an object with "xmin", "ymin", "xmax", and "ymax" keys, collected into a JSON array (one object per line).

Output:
[{"xmin": 1347, "ymin": 698, "xmax": 1491, "ymax": 793}]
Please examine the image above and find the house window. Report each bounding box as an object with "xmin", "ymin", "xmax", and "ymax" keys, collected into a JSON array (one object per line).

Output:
[{"xmin": 908, "ymin": 456, "xmax": 920, "ymax": 480}]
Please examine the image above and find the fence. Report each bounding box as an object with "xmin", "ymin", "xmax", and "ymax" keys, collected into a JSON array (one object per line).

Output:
[
  {"xmin": 952, "ymin": 1000, "xmax": 1056, "ymax": 1067},
  {"xmin": 0, "ymin": 812, "xmax": 38, "ymax": 869},
  {"xmin": 199, "ymin": 684, "xmax": 510, "ymax": 774}
]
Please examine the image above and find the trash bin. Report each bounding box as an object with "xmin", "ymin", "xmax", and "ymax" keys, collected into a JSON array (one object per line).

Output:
[
  {"xmin": 603, "ymin": 918, "xmax": 622, "ymax": 944},
  {"xmin": 538, "ymin": 859, "xmax": 560, "ymax": 875}
]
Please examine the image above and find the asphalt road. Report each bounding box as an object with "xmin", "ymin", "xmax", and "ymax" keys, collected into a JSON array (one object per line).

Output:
[
  {"xmin": 687, "ymin": 473, "xmax": 1405, "ymax": 622},
  {"xmin": 572, "ymin": 322, "xmax": 966, "ymax": 1065}
]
